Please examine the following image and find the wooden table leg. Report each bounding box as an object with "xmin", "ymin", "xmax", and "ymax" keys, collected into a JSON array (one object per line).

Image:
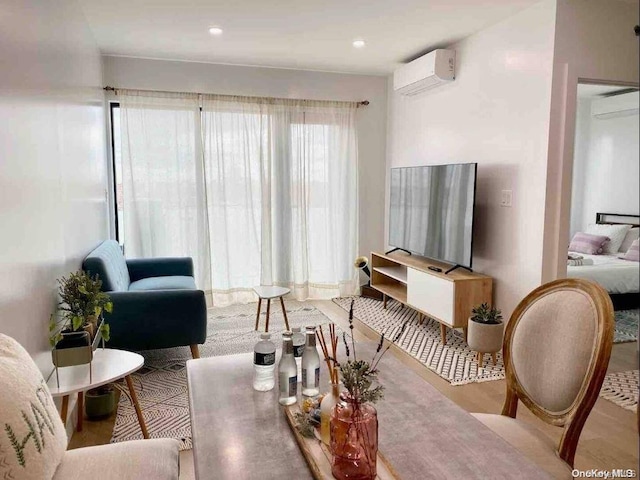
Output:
[
  {"xmin": 125, "ymin": 375, "xmax": 149, "ymax": 439},
  {"xmin": 440, "ymin": 323, "xmax": 447, "ymax": 345},
  {"xmin": 279, "ymin": 297, "xmax": 290, "ymax": 331},
  {"xmin": 255, "ymin": 297, "xmax": 262, "ymax": 331},
  {"xmin": 462, "ymin": 327, "xmax": 468, "ymax": 343},
  {"xmin": 265, "ymin": 299, "xmax": 271, "ymax": 333},
  {"xmin": 60, "ymin": 395, "xmax": 69, "ymax": 425},
  {"xmin": 77, "ymin": 392, "xmax": 84, "ymax": 432},
  {"xmin": 383, "ymin": 294, "xmax": 387, "ymax": 309},
  {"xmin": 491, "ymin": 352, "xmax": 497, "ymax": 365}
]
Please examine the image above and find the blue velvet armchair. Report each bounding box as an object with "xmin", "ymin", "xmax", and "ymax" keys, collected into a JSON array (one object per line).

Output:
[{"xmin": 82, "ymin": 240, "xmax": 207, "ymax": 358}]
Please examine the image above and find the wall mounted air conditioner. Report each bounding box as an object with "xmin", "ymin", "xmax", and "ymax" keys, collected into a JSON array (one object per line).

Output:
[
  {"xmin": 591, "ymin": 91, "xmax": 639, "ymax": 119},
  {"xmin": 393, "ymin": 49, "xmax": 455, "ymax": 96}
]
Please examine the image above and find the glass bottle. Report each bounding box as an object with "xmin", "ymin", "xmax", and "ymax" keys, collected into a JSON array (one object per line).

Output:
[
  {"xmin": 330, "ymin": 393, "xmax": 378, "ymax": 480},
  {"xmin": 253, "ymin": 333, "xmax": 276, "ymax": 392},
  {"xmin": 291, "ymin": 326, "xmax": 305, "ymax": 383},
  {"xmin": 320, "ymin": 380, "xmax": 341, "ymax": 445},
  {"xmin": 278, "ymin": 331, "xmax": 297, "ymax": 405},
  {"xmin": 301, "ymin": 326, "xmax": 320, "ymax": 397}
]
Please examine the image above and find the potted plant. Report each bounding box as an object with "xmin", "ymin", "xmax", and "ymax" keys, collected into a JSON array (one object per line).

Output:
[
  {"xmin": 49, "ymin": 271, "xmax": 112, "ymax": 367},
  {"xmin": 467, "ymin": 303, "xmax": 503, "ymax": 368},
  {"xmin": 85, "ymin": 384, "xmax": 117, "ymax": 419}
]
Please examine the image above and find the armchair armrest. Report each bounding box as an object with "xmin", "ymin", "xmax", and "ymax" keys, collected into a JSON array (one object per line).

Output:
[
  {"xmin": 126, "ymin": 257, "xmax": 194, "ymax": 282},
  {"xmin": 104, "ymin": 289, "xmax": 207, "ymax": 351}
]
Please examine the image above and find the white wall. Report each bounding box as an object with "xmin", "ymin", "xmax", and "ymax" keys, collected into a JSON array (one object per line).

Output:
[
  {"xmin": 542, "ymin": 0, "xmax": 640, "ymax": 280},
  {"xmin": 570, "ymin": 96, "xmax": 640, "ymax": 236},
  {"xmin": 386, "ymin": 0, "xmax": 556, "ymax": 317},
  {"xmin": 0, "ymin": 1, "xmax": 109, "ymax": 373},
  {"xmin": 102, "ymin": 56, "xmax": 388, "ymax": 274}
]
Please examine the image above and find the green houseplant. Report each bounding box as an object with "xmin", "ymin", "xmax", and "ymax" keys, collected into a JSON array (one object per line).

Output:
[
  {"xmin": 467, "ymin": 303, "xmax": 504, "ymax": 368},
  {"xmin": 49, "ymin": 271, "xmax": 112, "ymax": 350}
]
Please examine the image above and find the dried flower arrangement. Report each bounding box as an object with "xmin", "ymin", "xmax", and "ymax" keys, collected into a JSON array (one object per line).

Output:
[{"xmin": 316, "ymin": 299, "xmax": 408, "ymax": 405}]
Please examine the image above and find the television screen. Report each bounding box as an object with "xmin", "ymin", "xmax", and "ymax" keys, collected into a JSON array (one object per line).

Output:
[{"xmin": 389, "ymin": 163, "xmax": 477, "ymax": 268}]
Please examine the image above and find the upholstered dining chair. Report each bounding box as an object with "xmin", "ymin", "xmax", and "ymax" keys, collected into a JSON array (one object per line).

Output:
[{"xmin": 472, "ymin": 278, "xmax": 614, "ymax": 479}]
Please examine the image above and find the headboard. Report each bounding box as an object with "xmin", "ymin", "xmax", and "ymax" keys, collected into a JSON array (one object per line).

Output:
[{"xmin": 596, "ymin": 212, "xmax": 640, "ymax": 227}]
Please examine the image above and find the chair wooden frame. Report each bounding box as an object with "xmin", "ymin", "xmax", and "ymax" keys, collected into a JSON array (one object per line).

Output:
[{"xmin": 500, "ymin": 278, "xmax": 614, "ymax": 467}]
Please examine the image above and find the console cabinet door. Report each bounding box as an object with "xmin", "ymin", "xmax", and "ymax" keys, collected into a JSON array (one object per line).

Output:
[{"xmin": 407, "ymin": 268, "xmax": 454, "ymax": 326}]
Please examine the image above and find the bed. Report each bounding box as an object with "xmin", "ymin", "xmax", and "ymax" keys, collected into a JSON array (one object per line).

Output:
[{"xmin": 567, "ymin": 213, "xmax": 640, "ymax": 310}]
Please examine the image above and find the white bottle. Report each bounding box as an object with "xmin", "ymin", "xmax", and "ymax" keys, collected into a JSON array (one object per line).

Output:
[
  {"xmin": 292, "ymin": 327, "xmax": 305, "ymax": 382},
  {"xmin": 253, "ymin": 333, "xmax": 276, "ymax": 392},
  {"xmin": 301, "ymin": 326, "xmax": 320, "ymax": 397},
  {"xmin": 278, "ymin": 332, "xmax": 298, "ymax": 405}
]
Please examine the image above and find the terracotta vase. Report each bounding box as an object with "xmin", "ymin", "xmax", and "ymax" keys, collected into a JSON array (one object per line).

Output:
[{"xmin": 330, "ymin": 393, "xmax": 378, "ymax": 480}]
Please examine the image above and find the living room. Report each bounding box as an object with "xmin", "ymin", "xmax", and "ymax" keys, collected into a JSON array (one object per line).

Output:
[{"xmin": 0, "ymin": 1, "xmax": 638, "ymax": 479}]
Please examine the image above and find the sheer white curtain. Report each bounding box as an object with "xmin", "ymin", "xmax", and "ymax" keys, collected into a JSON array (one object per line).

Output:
[
  {"xmin": 202, "ymin": 96, "xmax": 359, "ymax": 304},
  {"xmin": 119, "ymin": 90, "xmax": 358, "ymax": 305},
  {"xmin": 119, "ymin": 91, "xmax": 211, "ymax": 291}
]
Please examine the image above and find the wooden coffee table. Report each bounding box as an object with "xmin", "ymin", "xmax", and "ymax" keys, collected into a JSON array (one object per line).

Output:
[
  {"xmin": 253, "ymin": 285, "xmax": 291, "ymax": 332},
  {"xmin": 186, "ymin": 343, "xmax": 549, "ymax": 479}
]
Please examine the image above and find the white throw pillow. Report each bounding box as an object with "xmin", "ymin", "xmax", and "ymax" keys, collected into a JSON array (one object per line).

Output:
[
  {"xmin": 0, "ymin": 334, "xmax": 68, "ymax": 480},
  {"xmin": 585, "ymin": 224, "xmax": 632, "ymax": 254},
  {"xmin": 619, "ymin": 227, "xmax": 639, "ymax": 253}
]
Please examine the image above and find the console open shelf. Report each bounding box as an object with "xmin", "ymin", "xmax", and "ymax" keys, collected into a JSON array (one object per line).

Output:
[
  {"xmin": 372, "ymin": 265, "xmax": 407, "ymax": 284},
  {"xmin": 370, "ymin": 251, "xmax": 493, "ymax": 344}
]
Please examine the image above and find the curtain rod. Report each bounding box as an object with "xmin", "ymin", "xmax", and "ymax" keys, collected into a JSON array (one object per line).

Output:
[{"xmin": 103, "ymin": 86, "xmax": 369, "ymax": 106}]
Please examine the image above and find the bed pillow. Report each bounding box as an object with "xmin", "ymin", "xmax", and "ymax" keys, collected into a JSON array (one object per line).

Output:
[
  {"xmin": 619, "ymin": 227, "xmax": 639, "ymax": 253},
  {"xmin": 569, "ymin": 232, "xmax": 610, "ymax": 255},
  {"xmin": 620, "ymin": 239, "xmax": 639, "ymax": 262},
  {"xmin": 585, "ymin": 224, "xmax": 632, "ymax": 254}
]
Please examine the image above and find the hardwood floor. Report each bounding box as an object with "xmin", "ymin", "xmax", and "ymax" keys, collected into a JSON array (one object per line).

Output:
[{"xmin": 69, "ymin": 299, "xmax": 639, "ymax": 478}]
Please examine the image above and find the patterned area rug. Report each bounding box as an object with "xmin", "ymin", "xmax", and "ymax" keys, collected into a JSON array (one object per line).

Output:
[
  {"xmin": 111, "ymin": 301, "xmax": 333, "ymax": 450},
  {"xmin": 599, "ymin": 370, "xmax": 639, "ymax": 411},
  {"xmin": 614, "ymin": 309, "xmax": 639, "ymax": 343},
  {"xmin": 333, "ymin": 296, "xmax": 505, "ymax": 386}
]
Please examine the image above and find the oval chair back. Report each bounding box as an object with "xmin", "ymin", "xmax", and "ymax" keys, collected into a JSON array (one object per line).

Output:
[{"xmin": 501, "ymin": 278, "xmax": 614, "ymax": 467}]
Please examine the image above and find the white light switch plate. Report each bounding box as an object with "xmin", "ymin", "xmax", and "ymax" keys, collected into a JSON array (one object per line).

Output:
[{"xmin": 501, "ymin": 190, "xmax": 513, "ymax": 207}]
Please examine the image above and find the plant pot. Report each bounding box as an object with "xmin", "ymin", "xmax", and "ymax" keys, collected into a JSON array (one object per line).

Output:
[
  {"xmin": 85, "ymin": 385, "xmax": 116, "ymax": 419},
  {"xmin": 467, "ymin": 319, "xmax": 504, "ymax": 354},
  {"xmin": 51, "ymin": 319, "xmax": 104, "ymax": 368},
  {"xmin": 52, "ymin": 330, "xmax": 92, "ymax": 367}
]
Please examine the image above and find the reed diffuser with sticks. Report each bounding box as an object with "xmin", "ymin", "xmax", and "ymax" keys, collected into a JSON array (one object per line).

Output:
[{"xmin": 317, "ymin": 323, "xmax": 340, "ymax": 445}]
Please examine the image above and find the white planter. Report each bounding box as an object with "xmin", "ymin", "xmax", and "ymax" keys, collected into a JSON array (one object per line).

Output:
[{"xmin": 467, "ymin": 318, "xmax": 504, "ymax": 354}]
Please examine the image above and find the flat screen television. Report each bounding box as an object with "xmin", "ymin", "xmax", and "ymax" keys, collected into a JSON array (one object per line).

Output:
[{"xmin": 388, "ymin": 163, "xmax": 477, "ymax": 269}]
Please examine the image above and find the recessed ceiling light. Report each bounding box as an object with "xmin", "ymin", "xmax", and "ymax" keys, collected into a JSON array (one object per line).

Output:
[
  {"xmin": 352, "ymin": 39, "xmax": 365, "ymax": 49},
  {"xmin": 208, "ymin": 26, "xmax": 223, "ymax": 36}
]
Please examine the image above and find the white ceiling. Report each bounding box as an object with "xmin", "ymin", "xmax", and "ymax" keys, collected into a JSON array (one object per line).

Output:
[{"xmin": 79, "ymin": 0, "xmax": 538, "ymax": 75}]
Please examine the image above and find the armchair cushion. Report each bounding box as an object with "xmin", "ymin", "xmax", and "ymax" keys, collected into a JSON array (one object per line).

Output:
[
  {"xmin": 127, "ymin": 257, "xmax": 194, "ymax": 282},
  {"xmin": 0, "ymin": 334, "xmax": 68, "ymax": 480},
  {"xmin": 129, "ymin": 276, "xmax": 197, "ymax": 291},
  {"xmin": 82, "ymin": 240, "xmax": 130, "ymax": 292},
  {"xmin": 104, "ymin": 290, "xmax": 207, "ymax": 351},
  {"xmin": 53, "ymin": 439, "xmax": 180, "ymax": 480}
]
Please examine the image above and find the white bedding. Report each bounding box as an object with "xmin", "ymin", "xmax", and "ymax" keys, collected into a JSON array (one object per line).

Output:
[{"xmin": 567, "ymin": 252, "xmax": 640, "ymax": 294}]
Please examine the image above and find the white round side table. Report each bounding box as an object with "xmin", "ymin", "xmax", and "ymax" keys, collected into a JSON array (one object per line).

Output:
[
  {"xmin": 46, "ymin": 348, "xmax": 148, "ymax": 439},
  {"xmin": 253, "ymin": 285, "xmax": 291, "ymax": 332}
]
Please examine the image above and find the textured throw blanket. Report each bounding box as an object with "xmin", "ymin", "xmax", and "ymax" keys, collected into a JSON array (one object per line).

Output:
[{"xmin": 568, "ymin": 254, "xmax": 594, "ymax": 267}]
